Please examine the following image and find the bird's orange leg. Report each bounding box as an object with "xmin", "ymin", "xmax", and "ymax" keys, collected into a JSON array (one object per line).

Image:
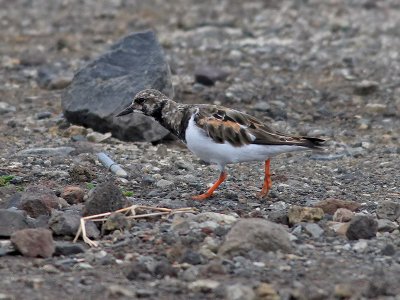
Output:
[
  {"xmin": 192, "ymin": 172, "xmax": 227, "ymax": 201},
  {"xmin": 258, "ymin": 159, "xmax": 272, "ymax": 198}
]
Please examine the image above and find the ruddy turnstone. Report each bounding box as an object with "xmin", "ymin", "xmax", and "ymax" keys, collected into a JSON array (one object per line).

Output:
[{"xmin": 116, "ymin": 89, "xmax": 325, "ymax": 200}]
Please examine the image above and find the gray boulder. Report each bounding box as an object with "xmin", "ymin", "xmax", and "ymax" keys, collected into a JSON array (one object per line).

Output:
[{"xmin": 62, "ymin": 30, "xmax": 173, "ymax": 142}]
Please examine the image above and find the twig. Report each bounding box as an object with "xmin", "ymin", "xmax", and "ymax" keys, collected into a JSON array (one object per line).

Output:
[{"xmin": 73, "ymin": 205, "xmax": 195, "ymax": 247}]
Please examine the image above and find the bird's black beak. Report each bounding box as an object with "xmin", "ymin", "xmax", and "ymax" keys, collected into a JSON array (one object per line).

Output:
[{"xmin": 116, "ymin": 105, "xmax": 134, "ymax": 117}]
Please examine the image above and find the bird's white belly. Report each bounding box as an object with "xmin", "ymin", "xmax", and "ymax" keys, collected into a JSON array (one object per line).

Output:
[{"xmin": 185, "ymin": 115, "xmax": 306, "ymax": 167}]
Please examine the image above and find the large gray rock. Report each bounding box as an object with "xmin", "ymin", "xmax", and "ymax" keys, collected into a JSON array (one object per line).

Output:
[{"xmin": 62, "ymin": 31, "xmax": 173, "ymax": 142}]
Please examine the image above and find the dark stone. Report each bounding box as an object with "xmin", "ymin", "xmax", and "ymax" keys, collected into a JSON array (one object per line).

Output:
[
  {"xmin": 69, "ymin": 165, "xmax": 97, "ymax": 182},
  {"xmin": 194, "ymin": 66, "xmax": 229, "ymax": 86},
  {"xmin": 83, "ymin": 181, "xmax": 129, "ymax": 216},
  {"xmin": 62, "ymin": 31, "xmax": 173, "ymax": 142},
  {"xmin": 346, "ymin": 215, "xmax": 377, "ymax": 240},
  {"xmin": 54, "ymin": 241, "xmax": 86, "ymax": 256},
  {"xmin": 180, "ymin": 249, "xmax": 203, "ymax": 265},
  {"xmin": 381, "ymin": 244, "xmax": 396, "ymax": 256},
  {"xmin": 102, "ymin": 212, "xmax": 131, "ymax": 233},
  {"xmin": 18, "ymin": 185, "xmax": 65, "ymax": 218},
  {"xmin": 0, "ymin": 209, "xmax": 31, "ymax": 237},
  {"xmin": 11, "ymin": 228, "xmax": 55, "ymax": 258},
  {"xmin": 49, "ymin": 210, "xmax": 100, "ymax": 238}
]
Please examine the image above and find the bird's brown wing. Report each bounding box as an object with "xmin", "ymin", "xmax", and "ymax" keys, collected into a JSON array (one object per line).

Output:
[{"xmin": 194, "ymin": 105, "xmax": 325, "ymax": 148}]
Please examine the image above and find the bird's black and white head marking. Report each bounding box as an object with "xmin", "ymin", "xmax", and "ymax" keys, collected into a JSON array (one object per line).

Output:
[{"xmin": 116, "ymin": 89, "xmax": 168, "ymax": 117}]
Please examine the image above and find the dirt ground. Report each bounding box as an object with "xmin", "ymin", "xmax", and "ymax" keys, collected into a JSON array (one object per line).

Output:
[{"xmin": 0, "ymin": 0, "xmax": 400, "ymax": 299}]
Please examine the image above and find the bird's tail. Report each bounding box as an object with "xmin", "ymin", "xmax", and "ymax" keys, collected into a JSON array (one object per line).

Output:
[{"xmin": 301, "ymin": 137, "xmax": 326, "ymax": 150}]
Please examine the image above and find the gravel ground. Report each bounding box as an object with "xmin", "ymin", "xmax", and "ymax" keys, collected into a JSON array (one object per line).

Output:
[{"xmin": 0, "ymin": 0, "xmax": 400, "ymax": 299}]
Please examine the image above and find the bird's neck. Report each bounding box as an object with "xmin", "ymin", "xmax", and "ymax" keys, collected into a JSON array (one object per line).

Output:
[{"xmin": 152, "ymin": 100, "xmax": 188, "ymax": 140}]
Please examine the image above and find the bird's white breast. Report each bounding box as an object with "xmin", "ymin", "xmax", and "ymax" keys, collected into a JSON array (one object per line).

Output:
[{"xmin": 185, "ymin": 114, "xmax": 306, "ymax": 169}]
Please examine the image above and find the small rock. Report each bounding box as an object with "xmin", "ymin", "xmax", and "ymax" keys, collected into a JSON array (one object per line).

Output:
[
  {"xmin": 35, "ymin": 111, "xmax": 52, "ymax": 119},
  {"xmin": 353, "ymin": 80, "xmax": 379, "ymax": 95},
  {"xmin": 0, "ymin": 209, "xmax": 31, "ymax": 237},
  {"xmin": 102, "ymin": 212, "xmax": 131, "ymax": 233},
  {"xmin": 86, "ymin": 131, "xmax": 112, "ymax": 143},
  {"xmin": 218, "ymin": 218, "xmax": 291, "ymax": 257},
  {"xmin": 63, "ymin": 125, "xmax": 88, "ymax": 138},
  {"xmin": 11, "ymin": 228, "xmax": 54, "ymax": 258},
  {"xmin": 0, "ymin": 240, "xmax": 16, "ymax": 256},
  {"xmin": 83, "ymin": 181, "xmax": 129, "ymax": 216},
  {"xmin": 180, "ymin": 249, "xmax": 203, "ymax": 265},
  {"xmin": 194, "ymin": 66, "xmax": 229, "ymax": 86},
  {"xmin": 365, "ymin": 103, "xmax": 387, "ymax": 114},
  {"xmin": 19, "ymin": 185, "xmax": 67, "ymax": 218},
  {"xmin": 188, "ymin": 279, "xmax": 220, "ymax": 292},
  {"xmin": 49, "ymin": 210, "xmax": 100, "ymax": 238},
  {"xmin": 334, "ymin": 283, "xmax": 355, "ymax": 299},
  {"xmin": 17, "ymin": 147, "xmax": 75, "ymax": 157},
  {"xmin": 381, "ymin": 243, "xmax": 396, "ymax": 256},
  {"xmin": 376, "ymin": 200, "xmax": 400, "ymax": 221},
  {"xmin": 0, "ymin": 102, "xmax": 16, "ymax": 115},
  {"xmin": 224, "ymin": 283, "xmax": 255, "ymax": 300},
  {"xmin": 376, "ymin": 219, "xmax": 398, "ymax": 233},
  {"xmin": 47, "ymin": 75, "xmax": 73, "ymax": 90},
  {"xmin": 346, "ymin": 215, "xmax": 377, "ymax": 240},
  {"xmin": 253, "ymin": 101, "xmax": 271, "ymax": 112},
  {"xmin": 192, "ymin": 212, "xmax": 237, "ymax": 225},
  {"xmin": 61, "ymin": 186, "xmax": 85, "ymax": 204},
  {"xmin": 314, "ymin": 199, "xmax": 361, "ymax": 215},
  {"xmin": 156, "ymin": 179, "xmax": 174, "ymax": 188},
  {"xmin": 288, "ymin": 206, "xmax": 324, "ymax": 225},
  {"xmin": 352, "ymin": 240, "xmax": 368, "ymax": 253},
  {"xmin": 333, "ymin": 208, "xmax": 354, "ymax": 222},
  {"xmin": 267, "ymin": 210, "xmax": 289, "ymax": 225},
  {"xmin": 328, "ymin": 221, "xmax": 350, "ymax": 236},
  {"xmin": 256, "ymin": 282, "xmax": 280, "ymax": 300},
  {"xmin": 107, "ymin": 285, "xmax": 135, "ymax": 298},
  {"xmin": 304, "ymin": 223, "xmax": 324, "ymax": 238},
  {"xmin": 69, "ymin": 165, "xmax": 97, "ymax": 182},
  {"xmin": 54, "ymin": 241, "xmax": 86, "ymax": 256}
]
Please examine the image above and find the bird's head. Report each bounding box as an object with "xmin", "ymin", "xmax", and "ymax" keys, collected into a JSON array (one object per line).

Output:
[{"xmin": 116, "ymin": 89, "xmax": 168, "ymax": 117}]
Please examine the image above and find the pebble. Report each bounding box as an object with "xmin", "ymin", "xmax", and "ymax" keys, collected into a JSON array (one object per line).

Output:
[
  {"xmin": 188, "ymin": 279, "xmax": 220, "ymax": 292},
  {"xmin": 11, "ymin": 228, "xmax": 54, "ymax": 258},
  {"xmin": 288, "ymin": 206, "xmax": 324, "ymax": 225},
  {"xmin": 19, "ymin": 185, "xmax": 67, "ymax": 218},
  {"xmin": 256, "ymin": 282, "xmax": 280, "ymax": 300},
  {"xmin": 314, "ymin": 199, "xmax": 361, "ymax": 215},
  {"xmin": 352, "ymin": 240, "xmax": 368, "ymax": 253},
  {"xmin": 353, "ymin": 80, "xmax": 379, "ymax": 95},
  {"xmin": 218, "ymin": 218, "xmax": 292, "ymax": 257},
  {"xmin": 346, "ymin": 215, "xmax": 377, "ymax": 240},
  {"xmin": 0, "ymin": 102, "xmax": 16, "ymax": 115},
  {"xmin": 376, "ymin": 200, "xmax": 400, "ymax": 221},
  {"xmin": 0, "ymin": 209, "xmax": 31, "ymax": 237},
  {"xmin": 304, "ymin": 223, "xmax": 324, "ymax": 239},
  {"xmin": 54, "ymin": 241, "xmax": 86, "ymax": 256},
  {"xmin": 35, "ymin": 111, "xmax": 52, "ymax": 119},
  {"xmin": 376, "ymin": 219, "xmax": 398, "ymax": 233},
  {"xmin": 156, "ymin": 179, "xmax": 174, "ymax": 188},
  {"xmin": 224, "ymin": 283, "xmax": 255, "ymax": 300},
  {"xmin": 333, "ymin": 208, "xmax": 354, "ymax": 222},
  {"xmin": 49, "ymin": 210, "xmax": 100, "ymax": 238},
  {"xmin": 194, "ymin": 66, "xmax": 229, "ymax": 86},
  {"xmin": 61, "ymin": 186, "xmax": 85, "ymax": 204},
  {"xmin": 69, "ymin": 164, "xmax": 96, "ymax": 182},
  {"xmin": 17, "ymin": 147, "xmax": 75, "ymax": 157}
]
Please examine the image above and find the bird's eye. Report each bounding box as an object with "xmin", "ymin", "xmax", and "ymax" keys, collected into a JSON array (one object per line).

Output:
[{"xmin": 135, "ymin": 97, "xmax": 145, "ymax": 104}]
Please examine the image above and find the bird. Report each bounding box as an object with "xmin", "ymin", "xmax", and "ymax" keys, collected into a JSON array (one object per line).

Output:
[{"xmin": 116, "ymin": 89, "xmax": 325, "ymax": 201}]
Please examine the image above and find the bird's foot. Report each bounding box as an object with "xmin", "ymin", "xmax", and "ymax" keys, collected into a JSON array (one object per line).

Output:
[{"xmin": 192, "ymin": 192, "xmax": 213, "ymax": 201}]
